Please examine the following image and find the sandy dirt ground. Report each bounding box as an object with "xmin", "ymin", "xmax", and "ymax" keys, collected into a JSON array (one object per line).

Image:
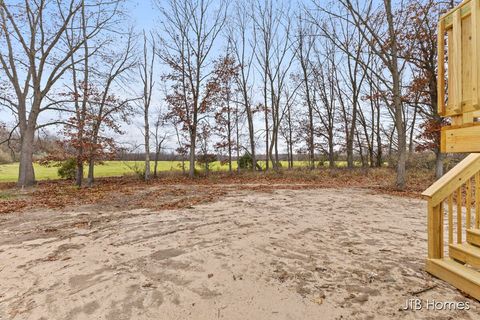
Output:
[{"xmin": 0, "ymin": 187, "xmax": 479, "ymax": 320}]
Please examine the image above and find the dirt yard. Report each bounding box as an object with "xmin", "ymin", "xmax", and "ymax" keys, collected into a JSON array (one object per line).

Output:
[{"xmin": 0, "ymin": 186, "xmax": 479, "ymax": 320}]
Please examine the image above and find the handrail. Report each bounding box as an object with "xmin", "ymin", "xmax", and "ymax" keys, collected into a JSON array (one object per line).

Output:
[{"xmin": 422, "ymin": 153, "xmax": 480, "ymax": 206}]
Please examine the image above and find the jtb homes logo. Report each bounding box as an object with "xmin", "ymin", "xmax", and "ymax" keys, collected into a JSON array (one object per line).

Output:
[{"xmin": 402, "ymin": 299, "xmax": 470, "ymax": 311}]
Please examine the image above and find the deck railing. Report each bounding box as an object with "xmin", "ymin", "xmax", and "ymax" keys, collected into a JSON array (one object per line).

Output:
[{"xmin": 422, "ymin": 153, "xmax": 480, "ymax": 259}]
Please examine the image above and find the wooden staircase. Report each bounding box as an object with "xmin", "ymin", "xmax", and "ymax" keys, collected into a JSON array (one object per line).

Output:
[{"xmin": 423, "ymin": 154, "xmax": 480, "ymax": 300}]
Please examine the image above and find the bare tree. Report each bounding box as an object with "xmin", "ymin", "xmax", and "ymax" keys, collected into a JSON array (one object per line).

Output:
[
  {"xmin": 64, "ymin": 0, "xmax": 115, "ymax": 187},
  {"xmin": 400, "ymin": 0, "xmax": 453, "ymax": 179},
  {"xmin": 312, "ymin": 41, "xmax": 337, "ymax": 168},
  {"xmin": 65, "ymin": 1, "xmax": 90, "ymax": 187},
  {"xmin": 212, "ymin": 51, "xmax": 239, "ymax": 173},
  {"xmin": 155, "ymin": 0, "xmax": 227, "ymax": 177},
  {"xmin": 229, "ymin": 0, "xmax": 258, "ymax": 170},
  {"xmin": 0, "ymin": 0, "xmax": 123, "ymax": 187},
  {"xmin": 358, "ymin": 0, "xmax": 407, "ymax": 188},
  {"xmin": 253, "ymin": 0, "xmax": 295, "ymax": 170},
  {"xmin": 295, "ymin": 13, "xmax": 316, "ymax": 169},
  {"xmin": 280, "ymin": 86, "xmax": 298, "ymax": 169},
  {"xmin": 86, "ymin": 31, "xmax": 137, "ymax": 186},
  {"xmin": 316, "ymin": 0, "xmax": 409, "ymax": 189},
  {"xmin": 139, "ymin": 31, "xmax": 156, "ymax": 181}
]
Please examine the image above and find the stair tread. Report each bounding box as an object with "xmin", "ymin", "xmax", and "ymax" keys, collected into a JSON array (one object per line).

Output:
[
  {"xmin": 428, "ymin": 258, "xmax": 480, "ymax": 286},
  {"xmin": 450, "ymin": 243, "xmax": 480, "ymax": 257},
  {"xmin": 467, "ymin": 228, "xmax": 480, "ymax": 247},
  {"xmin": 467, "ymin": 228, "xmax": 480, "ymax": 235}
]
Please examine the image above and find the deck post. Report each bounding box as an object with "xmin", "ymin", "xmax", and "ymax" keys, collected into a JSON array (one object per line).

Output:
[{"xmin": 428, "ymin": 200, "xmax": 443, "ymax": 259}]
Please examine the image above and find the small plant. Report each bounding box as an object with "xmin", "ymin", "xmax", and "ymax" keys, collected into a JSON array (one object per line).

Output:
[
  {"xmin": 0, "ymin": 192, "xmax": 15, "ymax": 200},
  {"xmin": 123, "ymin": 161, "xmax": 146, "ymax": 180},
  {"xmin": 58, "ymin": 158, "xmax": 77, "ymax": 180}
]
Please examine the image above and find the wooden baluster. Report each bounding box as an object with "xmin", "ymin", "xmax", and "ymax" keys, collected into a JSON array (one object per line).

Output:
[
  {"xmin": 449, "ymin": 194, "xmax": 454, "ymax": 244},
  {"xmin": 457, "ymin": 187, "xmax": 462, "ymax": 243},
  {"xmin": 476, "ymin": 172, "xmax": 480, "ymax": 229},
  {"xmin": 439, "ymin": 202, "xmax": 444, "ymax": 258},
  {"xmin": 467, "ymin": 178, "xmax": 472, "ymax": 230}
]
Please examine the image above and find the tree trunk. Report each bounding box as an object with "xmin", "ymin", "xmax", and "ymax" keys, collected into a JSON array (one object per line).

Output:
[
  {"xmin": 269, "ymin": 93, "xmax": 278, "ymax": 171},
  {"xmin": 274, "ymin": 134, "xmax": 279, "ymax": 170},
  {"xmin": 76, "ymin": 2, "xmax": 88, "ymax": 188},
  {"xmin": 87, "ymin": 128, "xmax": 100, "ymax": 186},
  {"xmin": 227, "ymin": 101, "xmax": 232, "ymax": 173},
  {"xmin": 235, "ymin": 104, "xmax": 240, "ymax": 173},
  {"xmin": 435, "ymin": 150, "xmax": 444, "ymax": 179},
  {"xmin": 264, "ymin": 105, "xmax": 269, "ymax": 171},
  {"xmin": 288, "ymin": 107, "xmax": 294, "ymax": 169},
  {"xmin": 385, "ymin": 0, "xmax": 406, "ymax": 190},
  {"xmin": 356, "ymin": 129, "xmax": 367, "ymax": 167},
  {"xmin": 145, "ymin": 149, "xmax": 150, "ymax": 180},
  {"xmin": 246, "ymin": 107, "xmax": 256, "ymax": 171},
  {"xmin": 396, "ymin": 135, "xmax": 407, "ymax": 189},
  {"xmin": 17, "ymin": 127, "xmax": 36, "ymax": 187},
  {"xmin": 346, "ymin": 136, "xmax": 354, "ymax": 168},
  {"xmin": 285, "ymin": 142, "xmax": 290, "ymax": 169},
  {"xmin": 189, "ymin": 130, "xmax": 196, "ymax": 178},
  {"xmin": 264, "ymin": 72, "xmax": 270, "ymax": 171},
  {"xmin": 393, "ymin": 79, "xmax": 406, "ymax": 189},
  {"xmin": 144, "ymin": 127, "xmax": 150, "ymax": 181},
  {"xmin": 308, "ymin": 104, "xmax": 315, "ymax": 169},
  {"xmin": 154, "ymin": 149, "xmax": 159, "ymax": 178},
  {"xmin": 408, "ymin": 105, "xmax": 417, "ymax": 155},
  {"xmin": 299, "ymin": 45, "xmax": 315, "ymax": 169},
  {"xmin": 269, "ymin": 126, "xmax": 277, "ymax": 171},
  {"xmin": 387, "ymin": 127, "xmax": 394, "ymax": 159},
  {"xmin": 87, "ymin": 158, "xmax": 94, "ymax": 186},
  {"xmin": 347, "ymin": 96, "xmax": 358, "ymax": 169},
  {"xmin": 76, "ymin": 162, "xmax": 84, "ymax": 186},
  {"xmin": 328, "ymin": 136, "xmax": 335, "ymax": 168},
  {"xmin": 289, "ymin": 141, "xmax": 293, "ymax": 169},
  {"xmin": 274, "ymin": 105, "xmax": 280, "ymax": 169},
  {"xmin": 376, "ymin": 106, "xmax": 383, "ymax": 167}
]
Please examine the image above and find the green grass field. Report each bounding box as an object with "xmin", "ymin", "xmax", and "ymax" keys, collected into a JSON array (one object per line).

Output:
[
  {"xmin": 0, "ymin": 161, "xmax": 181, "ymax": 182},
  {"xmin": 0, "ymin": 160, "xmax": 316, "ymax": 183},
  {"xmin": 0, "ymin": 159, "xmax": 360, "ymax": 183}
]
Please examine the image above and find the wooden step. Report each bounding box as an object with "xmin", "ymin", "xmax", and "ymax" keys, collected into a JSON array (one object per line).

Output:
[
  {"xmin": 467, "ymin": 229, "xmax": 480, "ymax": 247},
  {"xmin": 426, "ymin": 258, "xmax": 480, "ymax": 300},
  {"xmin": 449, "ymin": 243, "xmax": 480, "ymax": 267}
]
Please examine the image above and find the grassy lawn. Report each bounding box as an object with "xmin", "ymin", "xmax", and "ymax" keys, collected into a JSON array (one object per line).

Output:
[
  {"xmin": 0, "ymin": 159, "xmax": 357, "ymax": 183},
  {"xmin": 0, "ymin": 161, "xmax": 183, "ymax": 182}
]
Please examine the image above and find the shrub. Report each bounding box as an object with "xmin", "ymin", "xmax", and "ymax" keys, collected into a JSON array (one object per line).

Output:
[
  {"xmin": 197, "ymin": 154, "xmax": 217, "ymax": 173},
  {"xmin": 238, "ymin": 153, "xmax": 253, "ymax": 169},
  {"xmin": 386, "ymin": 151, "xmax": 464, "ymax": 173},
  {"xmin": 406, "ymin": 152, "xmax": 437, "ymax": 170},
  {"xmin": 58, "ymin": 158, "xmax": 77, "ymax": 180},
  {"xmin": 0, "ymin": 149, "xmax": 13, "ymax": 164}
]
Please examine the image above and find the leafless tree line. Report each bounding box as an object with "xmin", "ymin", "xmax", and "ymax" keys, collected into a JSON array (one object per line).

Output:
[{"xmin": 0, "ymin": 0, "xmax": 455, "ymax": 190}]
